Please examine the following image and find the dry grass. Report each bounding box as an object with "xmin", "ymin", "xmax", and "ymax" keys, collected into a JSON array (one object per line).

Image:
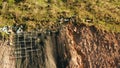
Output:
[{"xmin": 0, "ymin": 0, "xmax": 120, "ymax": 35}]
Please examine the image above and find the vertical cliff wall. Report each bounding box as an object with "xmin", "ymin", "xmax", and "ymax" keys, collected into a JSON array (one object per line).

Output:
[
  {"xmin": 0, "ymin": 23, "xmax": 120, "ymax": 68},
  {"xmin": 66, "ymin": 23, "xmax": 120, "ymax": 68}
]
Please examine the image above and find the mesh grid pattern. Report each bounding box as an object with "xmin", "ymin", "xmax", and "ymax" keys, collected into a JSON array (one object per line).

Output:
[{"xmin": 10, "ymin": 32, "xmax": 42, "ymax": 59}]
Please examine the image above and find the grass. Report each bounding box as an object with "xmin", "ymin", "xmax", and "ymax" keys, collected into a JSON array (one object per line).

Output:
[{"xmin": 0, "ymin": 0, "xmax": 120, "ymax": 34}]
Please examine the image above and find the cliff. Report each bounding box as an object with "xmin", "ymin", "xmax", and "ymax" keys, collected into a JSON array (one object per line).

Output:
[
  {"xmin": 0, "ymin": 23, "xmax": 120, "ymax": 68},
  {"xmin": 0, "ymin": 0, "xmax": 120, "ymax": 68}
]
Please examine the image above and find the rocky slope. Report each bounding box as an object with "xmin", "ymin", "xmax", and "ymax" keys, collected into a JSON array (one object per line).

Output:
[
  {"xmin": 64, "ymin": 23, "xmax": 120, "ymax": 68},
  {"xmin": 0, "ymin": 23, "xmax": 120, "ymax": 68}
]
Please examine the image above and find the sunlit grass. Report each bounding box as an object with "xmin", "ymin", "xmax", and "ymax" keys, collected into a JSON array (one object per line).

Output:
[{"xmin": 0, "ymin": 0, "xmax": 120, "ymax": 33}]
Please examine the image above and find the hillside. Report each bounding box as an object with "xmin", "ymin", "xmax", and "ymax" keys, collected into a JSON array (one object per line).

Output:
[{"xmin": 0, "ymin": 0, "xmax": 120, "ymax": 68}]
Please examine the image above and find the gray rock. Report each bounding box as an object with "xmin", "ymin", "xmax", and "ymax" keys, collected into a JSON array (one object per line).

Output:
[{"xmin": 16, "ymin": 28, "xmax": 23, "ymax": 34}]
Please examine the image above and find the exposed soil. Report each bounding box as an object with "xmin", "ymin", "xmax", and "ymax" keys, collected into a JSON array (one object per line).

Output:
[
  {"xmin": 63, "ymin": 23, "xmax": 120, "ymax": 68},
  {"xmin": 0, "ymin": 23, "xmax": 120, "ymax": 68},
  {"xmin": 0, "ymin": 41, "xmax": 15, "ymax": 68}
]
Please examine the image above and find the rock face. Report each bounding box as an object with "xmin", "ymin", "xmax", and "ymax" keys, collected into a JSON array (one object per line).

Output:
[
  {"xmin": 56, "ymin": 23, "xmax": 120, "ymax": 68},
  {"xmin": 0, "ymin": 41, "xmax": 15, "ymax": 68},
  {"xmin": 0, "ymin": 23, "xmax": 120, "ymax": 68},
  {"xmin": 66, "ymin": 23, "xmax": 120, "ymax": 68}
]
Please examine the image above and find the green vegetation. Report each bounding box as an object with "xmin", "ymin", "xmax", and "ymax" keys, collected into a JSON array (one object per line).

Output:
[{"xmin": 0, "ymin": 0, "xmax": 120, "ymax": 32}]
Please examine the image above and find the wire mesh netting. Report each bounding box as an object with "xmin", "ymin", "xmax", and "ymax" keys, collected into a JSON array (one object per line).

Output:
[
  {"xmin": 10, "ymin": 32, "xmax": 42, "ymax": 59},
  {"xmin": 0, "ymin": 30, "xmax": 59, "ymax": 68},
  {"xmin": 7, "ymin": 31, "xmax": 47, "ymax": 68}
]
